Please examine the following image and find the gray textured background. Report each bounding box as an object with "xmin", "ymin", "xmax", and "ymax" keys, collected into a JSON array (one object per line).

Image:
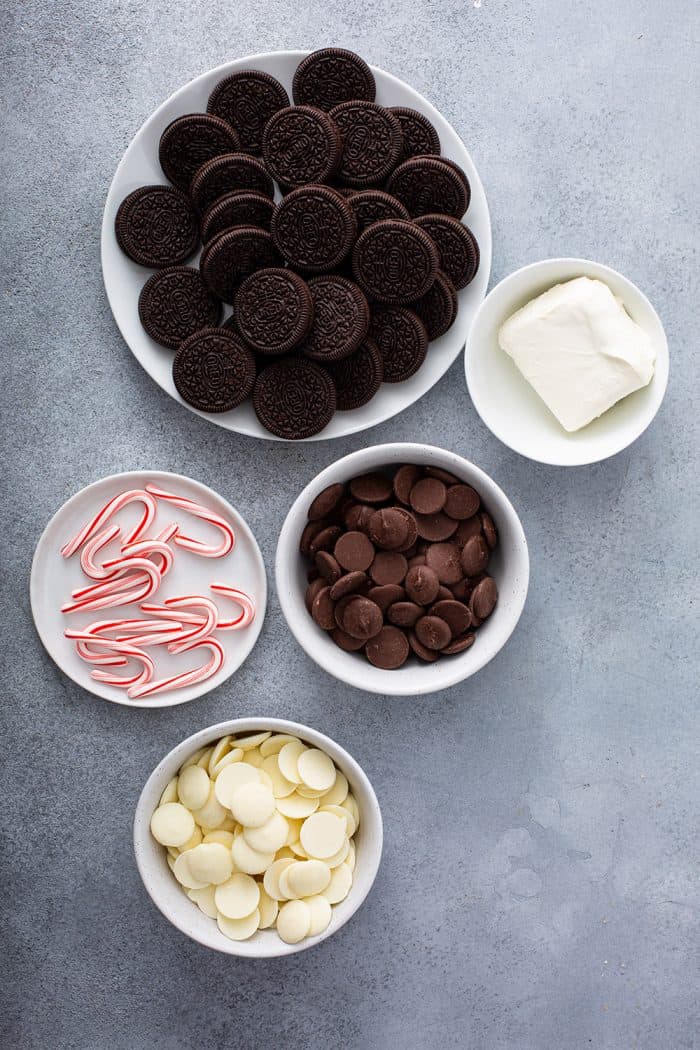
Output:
[{"xmin": 2, "ymin": 1, "xmax": 698, "ymax": 1048}]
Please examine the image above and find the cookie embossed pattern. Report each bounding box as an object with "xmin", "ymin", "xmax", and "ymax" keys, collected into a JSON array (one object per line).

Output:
[{"xmin": 102, "ymin": 49, "xmax": 491, "ymax": 441}]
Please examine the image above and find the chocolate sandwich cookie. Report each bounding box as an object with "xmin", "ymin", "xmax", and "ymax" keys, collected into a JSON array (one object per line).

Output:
[
  {"xmin": 328, "ymin": 337, "xmax": 383, "ymax": 410},
  {"xmin": 158, "ymin": 113, "xmax": 240, "ymax": 191},
  {"xmin": 387, "ymin": 156, "xmax": 470, "ymax": 218},
  {"xmin": 115, "ymin": 185, "xmax": 199, "ymax": 268},
  {"xmin": 369, "ymin": 306, "xmax": 428, "ymax": 382},
  {"xmin": 138, "ymin": 266, "xmax": 221, "ymax": 349},
  {"xmin": 347, "ymin": 190, "xmax": 410, "ymax": 232},
  {"xmin": 329, "ymin": 101, "xmax": 402, "ymax": 188},
  {"xmin": 411, "ymin": 270, "xmax": 458, "ymax": 340},
  {"xmin": 207, "ymin": 70, "xmax": 289, "ymax": 154},
  {"xmin": 200, "ymin": 226, "xmax": 280, "ymax": 303},
  {"xmin": 390, "ymin": 107, "xmax": 440, "ymax": 162},
  {"xmin": 271, "ymin": 185, "xmax": 357, "ymax": 273},
  {"xmin": 173, "ymin": 326, "xmax": 255, "ymax": 412},
  {"xmin": 301, "ymin": 275, "xmax": 369, "ymax": 362},
  {"xmin": 262, "ymin": 105, "xmax": 342, "ymax": 189},
  {"xmin": 352, "ymin": 219, "xmax": 438, "ymax": 304},
  {"xmin": 190, "ymin": 153, "xmax": 274, "ymax": 213},
  {"xmin": 253, "ymin": 358, "xmax": 336, "ymax": 439},
  {"xmin": 233, "ymin": 268, "xmax": 313, "ymax": 355},
  {"xmin": 292, "ymin": 48, "xmax": 376, "ymax": 111},
  {"xmin": 414, "ymin": 214, "xmax": 479, "ymax": 289},
  {"xmin": 200, "ymin": 191, "xmax": 275, "ymax": 243}
]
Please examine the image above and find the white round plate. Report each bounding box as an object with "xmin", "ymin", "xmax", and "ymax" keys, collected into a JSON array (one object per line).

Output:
[
  {"xmin": 30, "ymin": 471, "xmax": 267, "ymax": 707},
  {"xmin": 465, "ymin": 258, "xmax": 669, "ymax": 466},
  {"xmin": 102, "ymin": 50, "xmax": 491, "ymax": 441}
]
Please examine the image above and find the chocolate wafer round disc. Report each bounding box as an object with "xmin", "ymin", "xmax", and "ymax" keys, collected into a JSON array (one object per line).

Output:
[
  {"xmin": 115, "ymin": 185, "xmax": 199, "ymax": 268},
  {"xmin": 271, "ymin": 186, "xmax": 357, "ymax": 273},
  {"xmin": 390, "ymin": 107, "xmax": 441, "ymax": 162},
  {"xmin": 301, "ymin": 276, "xmax": 369, "ymax": 363},
  {"xmin": 415, "ymin": 214, "xmax": 480, "ymax": 289},
  {"xmin": 262, "ymin": 105, "xmax": 342, "ymax": 189},
  {"xmin": 234, "ymin": 268, "xmax": 313, "ymax": 355},
  {"xmin": 207, "ymin": 70, "xmax": 289, "ymax": 154},
  {"xmin": 293, "ymin": 48, "xmax": 376, "ymax": 111},
  {"xmin": 387, "ymin": 156, "xmax": 470, "ymax": 219},
  {"xmin": 370, "ymin": 306, "xmax": 428, "ymax": 382},
  {"xmin": 173, "ymin": 326, "xmax": 255, "ymax": 413},
  {"xmin": 365, "ymin": 625, "xmax": 409, "ymax": 669},
  {"xmin": 253, "ymin": 358, "xmax": 336, "ymax": 439},
  {"xmin": 200, "ymin": 191, "xmax": 275, "ymax": 243},
  {"xmin": 200, "ymin": 226, "xmax": 280, "ymax": 303},
  {"xmin": 158, "ymin": 113, "xmax": 240, "ymax": 191},
  {"xmin": 352, "ymin": 220, "xmax": 438, "ymax": 304},
  {"xmin": 308, "ymin": 483, "xmax": 345, "ymax": 521},
  {"xmin": 411, "ymin": 270, "xmax": 458, "ymax": 340},
  {"xmin": 190, "ymin": 153, "xmax": 274, "ymax": 213},
  {"xmin": 329, "ymin": 101, "xmax": 402, "ymax": 188},
  {"xmin": 138, "ymin": 266, "xmax": 221, "ymax": 349},
  {"xmin": 328, "ymin": 338, "xmax": 383, "ymax": 410},
  {"xmin": 348, "ymin": 190, "xmax": 410, "ymax": 232}
]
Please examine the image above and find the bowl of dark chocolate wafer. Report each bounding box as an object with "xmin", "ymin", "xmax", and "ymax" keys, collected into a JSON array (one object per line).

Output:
[
  {"xmin": 102, "ymin": 48, "xmax": 491, "ymax": 441},
  {"xmin": 275, "ymin": 444, "xmax": 529, "ymax": 695}
]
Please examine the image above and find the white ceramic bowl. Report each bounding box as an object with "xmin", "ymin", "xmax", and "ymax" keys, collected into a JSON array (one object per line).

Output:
[
  {"xmin": 134, "ymin": 718, "xmax": 383, "ymax": 956},
  {"xmin": 102, "ymin": 49, "xmax": 492, "ymax": 441},
  {"xmin": 465, "ymin": 258, "xmax": 669, "ymax": 466},
  {"xmin": 275, "ymin": 443, "xmax": 529, "ymax": 696},
  {"xmin": 30, "ymin": 471, "xmax": 267, "ymax": 707}
]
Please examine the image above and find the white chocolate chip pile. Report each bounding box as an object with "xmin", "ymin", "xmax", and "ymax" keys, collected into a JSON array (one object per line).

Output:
[{"xmin": 150, "ymin": 731, "xmax": 359, "ymax": 943}]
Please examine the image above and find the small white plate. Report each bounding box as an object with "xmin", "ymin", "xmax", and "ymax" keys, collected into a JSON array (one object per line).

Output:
[
  {"xmin": 101, "ymin": 50, "xmax": 492, "ymax": 441},
  {"xmin": 465, "ymin": 258, "xmax": 669, "ymax": 466},
  {"xmin": 30, "ymin": 471, "xmax": 267, "ymax": 707}
]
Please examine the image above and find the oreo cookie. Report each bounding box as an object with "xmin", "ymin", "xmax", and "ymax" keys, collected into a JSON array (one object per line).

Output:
[
  {"xmin": 173, "ymin": 326, "xmax": 256, "ymax": 412},
  {"xmin": 200, "ymin": 191, "xmax": 275, "ymax": 243},
  {"xmin": 262, "ymin": 105, "xmax": 342, "ymax": 188},
  {"xmin": 207, "ymin": 70, "xmax": 289, "ymax": 154},
  {"xmin": 328, "ymin": 337, "xmax": 383, "ymax": 410},
  {"xmin": 115, "ymin": 185, "xmax": 199, "ymax": 268},
  {"xmin": 200, "ymin": 226, "xmax": 280, "ymax": 303},
  {"xmin": 301, "ymin": 275, "xmax": 369, "ymax": 362},
  {"xmin": 387, "ymin": 156, "xmax": 470, "ymax": 218},
  {"xmin": 329, "ymin": 101, "xmax": 402, "ymax": 188},
  {"xmin": 158, "ymin": 113, "xmax": 239, "ymax": 191},
  {"xmin": 138, "ymin": 266, "xmax": 221, "ymax": 349},
  {"xmin": 271, "ymin": 185, "xmax": 357, "ymax": 272},
  {"xmin": 411, "ymin": 270, "xmax": 458, "ymax": 340},
  {"xmin": 414, "ymin": 213, "xmax": 479, "ymax": 288},
  {"xmin": 292, "ymin": 48, "xmax": 376, "ymax": 111},
  {"xmin": 234, "ymin": 268, "xmax": 313, "ymax": 355},
  {"xmin": 348, "ymin": 190, "xmax": 409, "ymax": 232},
  {"xmin": 391, "ymin": 107, "xmax": 440, "ymax": 162},
  {"xmin": 370, "ymin": 306, "xmax": 428, "ymax": 382},
  {"xmin": 352, "ymin": 219, "xmax": 438, "ymax": 304},
  {"xmin": 253, "ymin": 358, "xmax": 336, "ymax": 438},
  {"xmin": 190, "ymin": 153, "xmax": 274, "ymax": 212}
]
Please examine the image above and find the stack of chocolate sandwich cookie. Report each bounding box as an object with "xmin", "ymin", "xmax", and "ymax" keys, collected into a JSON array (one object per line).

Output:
[{"xmin": 115, "ymin": 47, "xmax": 480, "ymax": 439}]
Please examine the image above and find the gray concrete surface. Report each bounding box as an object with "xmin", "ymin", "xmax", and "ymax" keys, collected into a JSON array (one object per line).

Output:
[{"xmin": 2, "ymin": 2, "xmax": 698, "ymax": 1047}]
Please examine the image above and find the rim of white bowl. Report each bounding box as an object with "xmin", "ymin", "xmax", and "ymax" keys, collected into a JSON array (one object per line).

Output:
[
  {"xmin": 133, "ymin": 717, "xmax": 383, "ymax": 956},
  {"xmin": 464, "ymin": 257, "xmax": 670, "ymax": 466},
  {"xmin": 275, "ymin": 443, "xmax": 529, "ymax": 696}
]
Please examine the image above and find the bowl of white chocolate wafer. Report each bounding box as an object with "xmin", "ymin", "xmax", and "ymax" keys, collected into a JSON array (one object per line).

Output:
[{"xmin": 134, "ymin": 718, "xmax": 383, "ymax": 956}]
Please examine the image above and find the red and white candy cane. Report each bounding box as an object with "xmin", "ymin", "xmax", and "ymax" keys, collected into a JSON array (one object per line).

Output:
[
  {"xmin": 127, "ymin": 638, "xmax": 224, "ymax": 699},
  {"xmin": 119, "ymin": 522, "xmax": 179, "ymax": 576},
  {"xmin": 61, "ymin": 489, "xmax": 157, "ymax": 558},
  {"xmin": 89, "ymin": 642, "xmax": 155, "ymax": 689},
  {"xmin": 210, "ymin": 584, "xmax": 256, "ymax": 630},
  {"xmin": 138, "ymin": 595, "xmax": 218, "ymax": 653},
  {"xmin": 145, "ymin": 484, "xmax": 234, "ymax": 558},
  {"xmin": 61, "ymin": 559, "xmax": 161, "ymax": 613},
  {"xmin": 80, "ymin": 524, "xmax": 122, "ymax": 580}
]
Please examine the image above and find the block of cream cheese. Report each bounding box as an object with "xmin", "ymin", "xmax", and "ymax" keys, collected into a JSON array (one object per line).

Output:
[{"xmin": 498, "ymin": 276, "xmax": 656, "ymax": 432}]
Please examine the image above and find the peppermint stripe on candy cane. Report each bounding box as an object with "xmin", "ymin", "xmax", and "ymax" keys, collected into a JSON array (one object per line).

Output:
[
  {"xmin": 118, "ymin": 522, "xmax": 179, "ymax": 576},
  {"xmin": 127, "ymin": 638, "xmax": 224, "ymax": 699},
  {"xmin": 61, "ymin": 489, "xmax": 156, "ymax": 558},
  {"xmin": 80, "ymin": 524, "xmax": 122, "ymax": 580},
  {"xmin": 90, "ymin": 644, "xmax": 155, "ymax": 689},
  {"xmin": 68, "ymin": 557, "xmax": 162, "ymax": 604},
  {"xmin": 210, "ymin": 584, "xmax": 256, "ymax": 630},
  {"xmin": 145, "ymin": 595, "xmax": 219, "ymax": 653},
  {"xmin": 145, "ymin": 484, "xmax": 235, "ymax": 558}
]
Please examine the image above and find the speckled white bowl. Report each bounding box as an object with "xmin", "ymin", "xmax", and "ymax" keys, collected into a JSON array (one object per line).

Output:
[
  {"xmin": 133, "ymin": 718, "xmax": 382, "ymax": 957},
  {"xmin": 275, "ymin": 443, "xmax": 529, "ymax": 696}
]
